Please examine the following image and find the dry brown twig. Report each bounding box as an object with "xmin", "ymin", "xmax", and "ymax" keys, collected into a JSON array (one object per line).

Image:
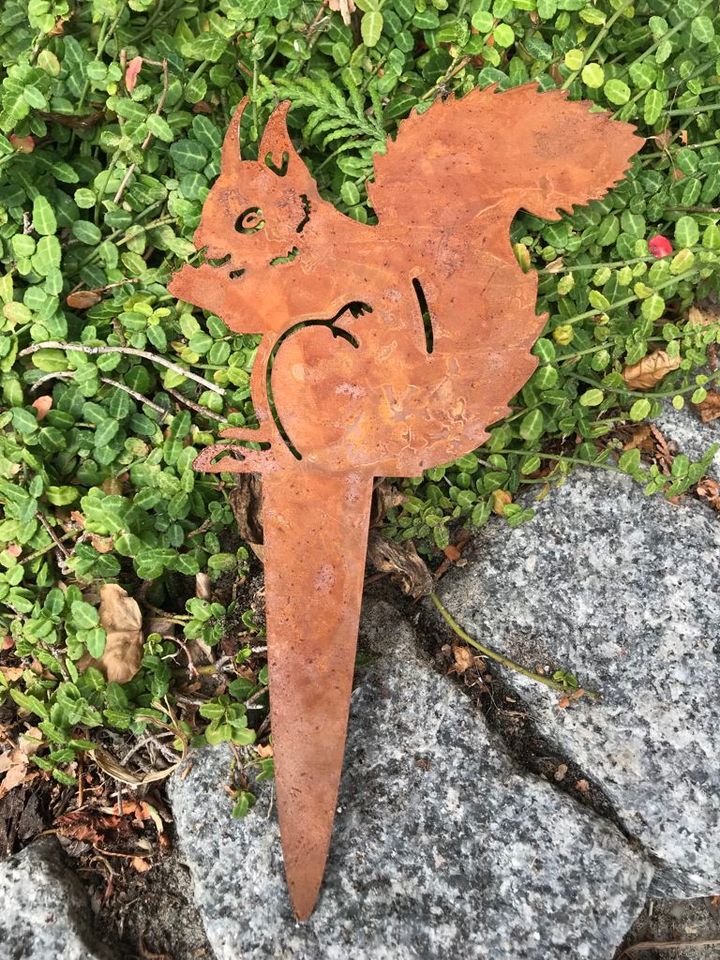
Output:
[
  {"xmin": 19, "ymin": 341, "xmax": 225, "ymax": 395},
  {"xmin": 30, "ymin": 370, "xmax": 170, "ymax": 419},
  {"xmin": 617, "ymin": 937, "xmax": 720, "ymax": 958}
]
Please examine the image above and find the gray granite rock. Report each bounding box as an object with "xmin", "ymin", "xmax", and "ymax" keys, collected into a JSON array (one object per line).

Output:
[
  {"xmin": 0, "ymin": 837, "xmax": 114, "ymax": 960},
  {"xmin": 654, "ymin": 403, "xmax": 720, "ymax": 477},
  {"xmin": 170, "ymin": 601, "xmax": 652, "ymax": 960},
  {"xmin": 436, "ymin": 469, "xmax": 720, "ymax": 897}
]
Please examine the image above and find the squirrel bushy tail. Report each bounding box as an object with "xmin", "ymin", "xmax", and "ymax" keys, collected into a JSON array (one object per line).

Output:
[{"xmin": 368, "ymin": 83, "xmax": 643, "ymax": 228}]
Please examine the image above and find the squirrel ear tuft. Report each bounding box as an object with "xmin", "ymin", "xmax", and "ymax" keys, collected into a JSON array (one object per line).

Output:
[
  {"xmin": 221, "ymin": 98, "xmax": 249, "ymax": 172},
  {"xmin": 259, "ymin": 101, "xmax": 303, "ymax": 177}
]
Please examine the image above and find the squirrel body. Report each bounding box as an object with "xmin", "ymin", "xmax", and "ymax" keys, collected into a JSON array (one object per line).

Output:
[{"xmin": 169, "ymin": 85, "xmax": 642, "ymax": 476}]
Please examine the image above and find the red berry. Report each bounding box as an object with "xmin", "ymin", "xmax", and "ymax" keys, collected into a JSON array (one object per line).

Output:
[{"xmin": 648, "ymin": 235, "xmax": 673, "ymax": 258}]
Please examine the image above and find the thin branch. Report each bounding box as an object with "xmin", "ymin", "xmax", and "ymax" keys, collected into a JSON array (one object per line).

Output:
[
  {"xmin": 23, "ymin": 529, "xmax": 78, "ymax": 564},
  {"xmin": 36, "ymin": 512, "xmax": 71, "ymax": 559},
  {"xmin": 618, "ymin": 938, "xmax": 720, "ymax": 958},
  {"xmin": 30, "ymin": 370, "xmax": 170, "ymax": 418},
  {"xmin": 96, "ymin": 375, "xmax": 170, "ymax": 417},
  {"xmin": 114, "ymin": 58, "xmax": 169, "ymax": 205},
  {"xmin": 430, "ymin": 593, "xmax": 601, "ymax": 700},
  {"xmin": 19, "ymin": 341, "xmax": 225, "ymax": 396},
  {"xmin": 164, "ymin": 386, "xmax": 227, "ymax": 423}
]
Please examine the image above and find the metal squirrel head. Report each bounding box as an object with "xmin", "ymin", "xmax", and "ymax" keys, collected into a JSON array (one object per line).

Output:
[{"xmin": 168, "ymin": 99, "xmax": 342, "ymax": 328}]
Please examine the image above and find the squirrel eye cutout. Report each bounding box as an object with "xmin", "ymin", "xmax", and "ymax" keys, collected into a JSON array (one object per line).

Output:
[{"xmin": 236, "ymin": 207, "xmax": 265, "ymax": 234}]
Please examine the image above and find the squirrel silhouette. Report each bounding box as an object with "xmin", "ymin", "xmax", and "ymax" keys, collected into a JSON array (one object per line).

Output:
[
  {"xmin": 168, "ymin": 85, "xmax": 643, "ymax": 921},
  {"xmin": 169, "ymin": 84, "xmax": 642, "ymax": 477}
]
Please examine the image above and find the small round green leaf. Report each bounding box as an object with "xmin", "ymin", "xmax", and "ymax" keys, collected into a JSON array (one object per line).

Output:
[
  {"xmin": 519, "ymin": 409, "xmax": 544, "ymax": 442},
  {"xmin": 146, "ymin": 114, "xmax": 174, "ymax": 142},
  {"xmin": 580, "ymin": 388, "xmax": 604, "ymax": 407},
  {"xmin": 629, "ymin": 398, "xmax": 652, "ymax": 421},
  {"xmin": 564, "ymin": 48, "xmax": 584, "ymax": 71},
  {"xmin": 691, "ymin": 16, "xmax": 715, "ymax": 43},
  {"xmin": 674, "ymin": 216, "xmax": 699, "ymax": 248},
  {"xmin": 361, "ymin": 11, "xmax": 384, "ymax": 47},
  {"xmin": 493, "ymin": 24, "xmax": 515, "ymax": 47},
  {"xmin": 32, "ymin": 196, "xmax": 57, "ymax": 236},
  {"xmin": 641, "ymin": 293, "xmax": 665, "ymax": 321},
  {"xmin": 603, "ymin": 79, "xmax": 630, "ymax": 105},
  {"xmin": 581, "ymin": 63, "xmax": 604, "ymax": 88}
]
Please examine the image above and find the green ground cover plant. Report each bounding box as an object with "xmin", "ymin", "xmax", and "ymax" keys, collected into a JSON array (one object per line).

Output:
[{"xmin": 0, "ymin": 0, "xmax": 719, "ymax": 794}]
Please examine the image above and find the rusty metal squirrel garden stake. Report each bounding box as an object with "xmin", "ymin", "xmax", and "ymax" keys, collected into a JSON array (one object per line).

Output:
[{"xmin": 169, "ymin": 83, "xmax": 642, "ymax": 920}]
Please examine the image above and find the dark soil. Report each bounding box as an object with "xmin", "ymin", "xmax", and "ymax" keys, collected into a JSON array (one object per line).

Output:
[
  {"xmin": 82, "ymin": 839, "xmax": 214, "ymax": 960},
  {"xmin": 614, "ymin": 897, "xmax": 720, "ymax": 960}
]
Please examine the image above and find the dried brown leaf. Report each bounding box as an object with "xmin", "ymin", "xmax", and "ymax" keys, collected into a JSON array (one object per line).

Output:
[
  {"xmin": 443, "ymin": 544, "xmax": 462, "ymax": 563},
  {"xmin": 92, "ymin": 746, "xmax": 180, "ymax": 786},
  {"xmin": 97, "ymin": 584, "xmax": 143, "ymax": 683},
  {"xmin": 697, "ymin": 478, "xmax": 720, "ymax": 511},
  {"xmin": 653, "ymin": 129, "xmax": 672, "ymax": 150},
  {"xmin": 452, "ymin": 645, "xmax": 475, "ymax": 675},
  {"xmin": 695, "ymin": 390, "xmax": 720, "ymax": 423},
  {"xmin": 89, "ymin": 534, "xmax": 114, "ymax": 554},
  {"xmin": 19, "ymin": 727, "xmax": 42, "ymax": 757},
  {"xmin": 195, "ymin": 572, "xmax": 212, "ymax": 600},
  {"xmin": 125, "ymin": 56, "xmax": 144, "ymax": 93},
  {"xmin": 366, "ymin": 531, "xmax": 433, "ymax": 599},
  {"xmin": 687, "ymin": 304, "xmax": 720, "ymax": 328},
  {"xmin": 228, "ymin": 474, "xmax": 264, "ymax": 546},
  {"xmin": 622, "ymin": 350, "xmax": 681, "ymax": 390},
  {"xmin": 66, "ymin": 290, "xmax": 101, "ymax": 310},
  {"xmin": 99, "ymin": 583, "xmax": 142, "ymax": 632},
  {"xmin": 0, "ymin": 748, "xmax": 29, "ymax": 800},
  {"xmin": 491, "ymin": 489, "xmax": 512, "ymax": 515},
  {"xmin": 31, "ymin": 396, "xmax": 52, "ymax": 420},
  {"xmin": 621, "ymin": 424, "xmax": 653, "ymax": 452},
  {"xmin": 371, "ymin": 479, "xmax": 405, "ymax": 526},
  {"xmin": 0, "ymin": 666, "xmax": 24, "ymax": 682},
  {"xmin": 55, "ymin": 809, "xmax": 121, "ymax": 843},
  {"xmin": 9, "ymin": 134, "xmax": 35, "ymax": 153}
]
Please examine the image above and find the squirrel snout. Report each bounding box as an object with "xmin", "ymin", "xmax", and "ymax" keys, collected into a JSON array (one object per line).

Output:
[{"xmin": 193, "ymin": 226, "xmax": 230, "ymax": 263}]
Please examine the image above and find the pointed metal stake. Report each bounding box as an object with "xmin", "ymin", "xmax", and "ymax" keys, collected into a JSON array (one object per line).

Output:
[{"xmin": 262, "ymin": 469, "xmax": 373, "ymax": 918}]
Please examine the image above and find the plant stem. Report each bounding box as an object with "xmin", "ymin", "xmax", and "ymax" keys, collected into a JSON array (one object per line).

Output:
[
  {"xmin": 572, "ymin": 369, "xmax": 720, "ymax": 398},
  {"xmin": 30, "ymin": 370, "xmax": 171, "ymax": 418},
  {"xmin": 565, "ymin": 268, "xmax": 704, "ymax": 327},
  {"xmin": 429, "ymin": 593, "xmax": 601, "ymax": 700},
  {"xmin": 536, "ymin": 251, "xmax": 703, "ymax": 275},
  {"xmin": 165, "ymin": 386, "xmax": 227, "ymax": 423},
  {"xmin": 667, "ymin": 101, "xmax": 720, "ymax": 117},
  {"xmin": 493, "ymin": 449, "xmax": 615, "ymax": 470},
  {"xmin": 19, "ymin": 341, "xmax": 226, "ymax": 396}
]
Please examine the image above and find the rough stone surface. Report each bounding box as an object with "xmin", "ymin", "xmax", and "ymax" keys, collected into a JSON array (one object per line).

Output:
[
  {"xmin": 170, "ymin": 600, "xmax": 652, "ymax": 960},
  {"xmin": 436, "ymin": 469, "xmax": 720, "ymax": 897},
  {"xmin": 654, "ymin": 403, "xmax": 720, "ymax": 477},
  {"xmin": 0, "ymin": 837, "xmax": 114, "ymax": 960}
]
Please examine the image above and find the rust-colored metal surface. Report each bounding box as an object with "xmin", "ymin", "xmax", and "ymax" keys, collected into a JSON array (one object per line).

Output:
[{"xmin": 169, "ymin": 84, "xmax": 642, "ymax": 920}]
